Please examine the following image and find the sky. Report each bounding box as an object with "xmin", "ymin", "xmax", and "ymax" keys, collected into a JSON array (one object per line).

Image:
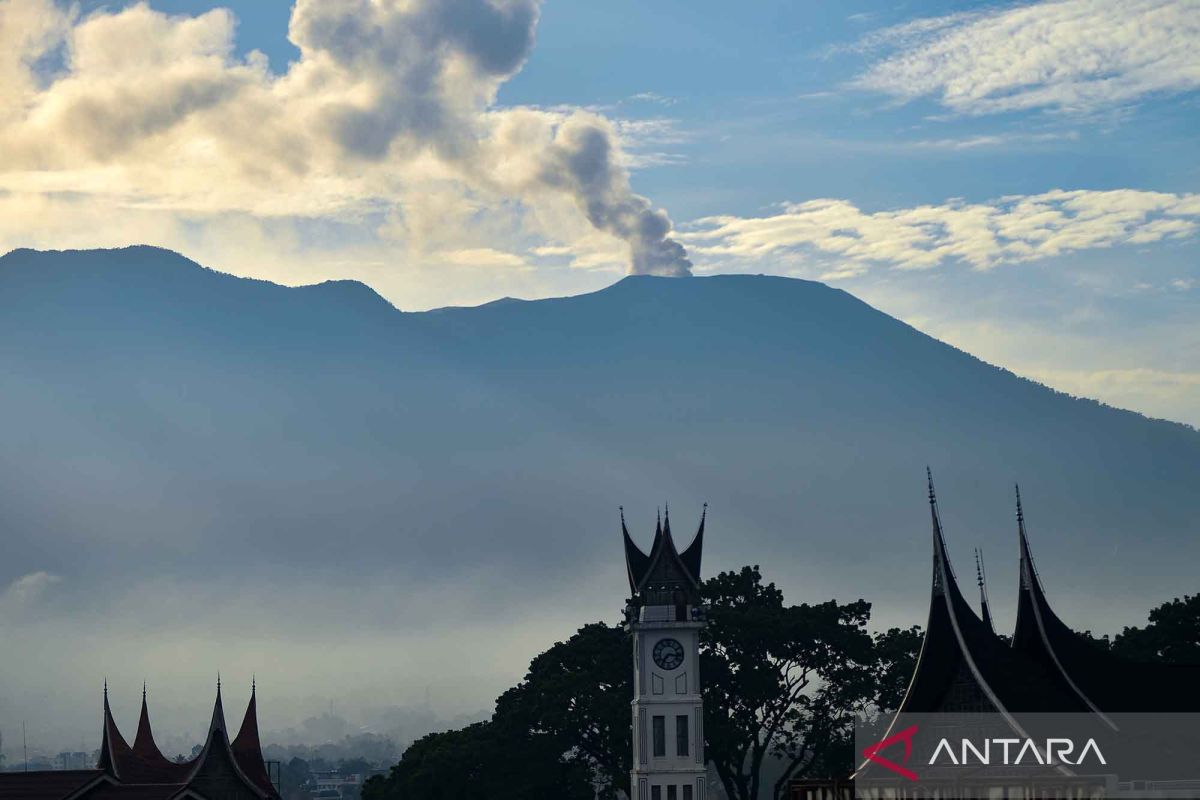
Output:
[
  {"xmin": 0, "ymin": 0, "xmax": 1199, "ymax": 758},
  {"xmin": 0, "ymin": 0, "xmax": 1197, "ymax": 427}
]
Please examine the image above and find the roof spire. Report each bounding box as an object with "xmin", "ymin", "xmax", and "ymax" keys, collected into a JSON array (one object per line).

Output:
[
  {"xmin": 975, "ymin": 547, "xmax": 995, "ymax": 635},
  {"xmin": 926, "ymin": 468, "xmax": 955, "ymax": 593},
  {"xmin": 1016, "ymin": 483, "xmax": 1039, "ymax": 592}
]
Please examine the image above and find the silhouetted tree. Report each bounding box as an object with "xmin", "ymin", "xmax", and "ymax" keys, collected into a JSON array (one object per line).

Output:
[
  {"xmin": 494, "ymin": 622, "xmax": 631, "ymax": 798},
  {"xmin": 360, "ymin": 720, "xmax": 592, "ymax": 800},
  {"xmin": 279, "ymin": 757, "xmax": 312, "ymax": 800},
  {"xmin": 701, "ymin": 566, "xmax": 887, "ymax": 800},
  {"xmin": 1112, "ymin": 594, "xmax": 1200, "ymax": 664},
  {"xmin": 871, "ymin": 625, "xmax": 923, "ymax": 710}
]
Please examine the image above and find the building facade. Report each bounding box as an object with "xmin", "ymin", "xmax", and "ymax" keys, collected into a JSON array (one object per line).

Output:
[{"xmin": 623, "ymin": 506, "xmax": 708, "ymax": 800}]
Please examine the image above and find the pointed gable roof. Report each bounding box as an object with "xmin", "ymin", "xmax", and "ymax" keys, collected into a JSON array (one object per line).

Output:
[
  {"xmin": 132, "ymin": 685, "xmax": 162, "ymax": 762},
  {"xmin": 893, "ymin": 472, "xmax": 1083, "ymax": 717},
  {"xmin": 621, "ymin": 508, "xmax": 651, "ymax": 595},
  {"xmin": 1011, "ymin": 486, "xmax": 1200, "ymax": 715},
  {"xmin": 185, "ymin": 681, "xmax": 271, "ymax": 798},
  {"xmin": 120, "ymin": 686, "xmax": 193, "ymax": 785},
  {"xmin": 623, "ymin": 505, "xmax": 706, "ymax": 596},
  {"xmin": 679, "ymin": 504, "xmax": 705, "ymax": 580},
  {"xmin": 636, "ymin": 505, "xmax": 701, "ymax": 594},
  {"xmin": 231, "ymin": 683, "xmax": 277, "ymax": 797},
  {"xmin": 97, "ymin": 683, "xmax": 133, "ymax": 779}
]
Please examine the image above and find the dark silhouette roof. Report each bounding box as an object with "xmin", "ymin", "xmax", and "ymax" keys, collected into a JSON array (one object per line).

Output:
[
  {"xmin": 231, "ymin": 684, "xmax": 276, "ymax": 797},
  {"xmin": 621, "ymin": 508, "xmax": 651, "ymax": 594},
  {"xmin": 1012, "ymin": 487, "xmax": 1200, "ymax": 714},
  {"xmin": 98, "ymin": 685, "xmax": 134, "ymax": 780},
  {"xmin": 895, "ymin": 472, "xmax": 1083, "ymax": 716},
  {"xmin": 0, "ymin": 771, "xmax": 101, "ymax": 800},
  {"xmin": 0, "ymin": 682, "xmax": 284, "ymax": 799},
  {"xmin": 622, "ymin": 505, "xmax": 705, "ymax": 596}
]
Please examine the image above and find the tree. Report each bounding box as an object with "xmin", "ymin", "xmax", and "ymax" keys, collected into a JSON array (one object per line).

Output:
[
  {"xmin": 494, "ymin": 622, "xmax": 631, "ymax": 798},
  {"xmin": 280, "ymin": 757, "xmax": 312, "ymax": 800},
  {"xmin": 1111, "ymin": 594, "xmax": 1200, "ymax": 664},
  {"xmin": 871, "ymin": 625, "xmax": 923, "ymax": 711},
  {"xmin": 360, "ymin": 719, "xmax": 593, "ymax": 800},
  {"xmin": 700, "ymin": 566, "xmax": 883, "ymax": 800}
]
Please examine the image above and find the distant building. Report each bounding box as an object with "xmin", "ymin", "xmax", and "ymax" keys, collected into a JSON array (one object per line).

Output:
[
  {"xmin": 304, "ymin": 769, "xmax": 365, "ymax": 799},
  {"xmin": 0, "ymin": 682, "xmax": 281, "ymax": 799},
  {"xmin": 623, "ymin": 505, "xmax": 709, "ymax": 800}
]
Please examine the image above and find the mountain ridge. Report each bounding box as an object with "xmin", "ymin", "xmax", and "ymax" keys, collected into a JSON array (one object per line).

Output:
[
  {"xmin": 0, "ymin": 244, "xmax": 1196, "ymax": 655},
  {"xmin": 0, "ymin": 243, "xmax": 1189, "ymax": 437}
]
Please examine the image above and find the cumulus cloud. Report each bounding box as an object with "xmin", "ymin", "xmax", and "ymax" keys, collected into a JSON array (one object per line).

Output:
[
  {"xmin": 682, "ymin": 189, "xmax": 1200, "ymax": 278},
  {"xmin": 0, "ymin": 0, "xmax": 691, "ymax": 278},
  {"xmin": 851, "ymin": 0, "xmax": 1200, "ymax": 115}
]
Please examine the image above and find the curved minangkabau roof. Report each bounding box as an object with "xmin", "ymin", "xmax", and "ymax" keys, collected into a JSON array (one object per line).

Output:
[
  {"xmin": 183, "ymin": 681, "xmax": 272, "ymax": 798},
  {"xmin": 892, "ymin": 472, "xmax": 1083, "ymax": 718},
  {"xmin": 231, "ymin": 683, "xmax": 277, "ymax": 797},
  {"xmin": 1012, "ymin": 487, "xmax": 1200, "ymax": 715},
  {"xmin": 622, "ymin": 505, "xmax": 705, "ymax": 595},
  {"xmin": 97, "ymin": 683, "xmax": 134, "ymax": 780}
]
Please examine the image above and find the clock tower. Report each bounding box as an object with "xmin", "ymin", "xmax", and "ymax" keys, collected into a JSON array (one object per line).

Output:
[{"xmin": 622, "ymin": 505, "xmax": 708, "ymax": 800}]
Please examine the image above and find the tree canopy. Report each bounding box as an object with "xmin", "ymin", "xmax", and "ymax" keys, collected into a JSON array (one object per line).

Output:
[{"xmin": 1110, "ymin": 594, "xmax": 1200, "ymax": 664}]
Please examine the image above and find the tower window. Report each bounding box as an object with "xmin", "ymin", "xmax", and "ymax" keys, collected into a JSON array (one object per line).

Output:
[
  {"xmin": 683, "ymin": 786, "xmax": 693, "ymax": 800},
  {"xmin": 651, "ymin": 787, "xmax": 661, "ymax": 800},
  {"xmin": 676, "ymin": 714, "xmax": 689, "ymax": 757},
  {"xmin": 652, "ymin": 715, "xmax": 666, "ymax": 757},
  {"xmin": 667, "ymin": 786, "xmax": 677, "ymax": 800}
]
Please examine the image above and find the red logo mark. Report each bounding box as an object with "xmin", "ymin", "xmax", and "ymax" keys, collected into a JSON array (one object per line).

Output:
[{"xmin": 863, "ymin": 724, "xmax": 919, "ymax": 782}]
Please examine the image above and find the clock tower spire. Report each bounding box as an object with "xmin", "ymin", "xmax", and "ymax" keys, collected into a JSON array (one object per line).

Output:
[{"xmin": 622, "ymin": 504, "xmax": 708, "ymax": 800}]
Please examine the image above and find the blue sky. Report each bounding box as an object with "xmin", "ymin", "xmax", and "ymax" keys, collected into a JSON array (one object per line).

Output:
[{"xmin": 3, "ymin": 0, "xmax": 1199, "ymax": 425}]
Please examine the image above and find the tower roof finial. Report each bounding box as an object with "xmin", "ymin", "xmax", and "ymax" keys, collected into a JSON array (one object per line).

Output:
[
  {"xmin": 975, "ymin": 548, "xmax": 984, "ymax": 589},
  {"xmin": 1015, "ymin": 483, "xmax": 1024, "ymax": 523}
]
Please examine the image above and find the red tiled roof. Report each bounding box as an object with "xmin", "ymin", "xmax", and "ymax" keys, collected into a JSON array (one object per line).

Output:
[{"xmin": 230, "ymin": 689, "xmax": 276, "ymax": 797}]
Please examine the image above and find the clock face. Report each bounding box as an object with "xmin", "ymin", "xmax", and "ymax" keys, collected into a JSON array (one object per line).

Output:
[{"xmin": 652, "ymin": 638, "xmax": 685, "ymax": 671}]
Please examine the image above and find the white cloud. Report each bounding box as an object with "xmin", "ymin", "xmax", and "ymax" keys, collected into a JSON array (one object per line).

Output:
[
  {"xmin": 852, "ymin": 0, "xmax": 1200, "ymax": 115},
  {"xmin": 0, "ymin": 0, "xmax": 691, "ymax": 280},
  {"xmin": 0, "ymin": 570, "xmax": 61, "ymax": 615},
  {"xmin": 681, "ymin": 189, "xmax": 1200, "ymax": 278}
]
